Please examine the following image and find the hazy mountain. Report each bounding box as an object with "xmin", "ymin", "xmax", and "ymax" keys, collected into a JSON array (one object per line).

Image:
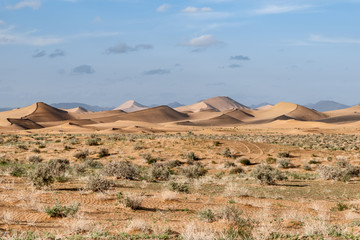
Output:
[
  {"xmin": 305, "ymin": 100, "xmax": 350, "ymax": 112},
  {"xmin": 0, "ymin": 108, "xmax": 13, "ymax": 112},
  {"xmin": 51, "ymin": 103, "xmax": 113, "ymax": 112},
  {"xmin": 167, "ymin": 102, "xmax": 184, "ymax": 108}
]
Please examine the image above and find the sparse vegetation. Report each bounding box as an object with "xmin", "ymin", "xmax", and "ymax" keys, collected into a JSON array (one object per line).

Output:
[{"xmin": 45, "ymin": 200, "xmax": 80, "ymax": 217}]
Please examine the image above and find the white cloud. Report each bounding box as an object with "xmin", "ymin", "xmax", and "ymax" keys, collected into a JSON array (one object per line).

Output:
[
  {"xmin": 0, "ymin": 28, "xmax": 62, "ymax": 46},
  {"xmin": 157, "ymin": 4, "xmax": 171, "ymax": 12},
  {"xmin": 0, "ymin": 20, "xmax": 6, "ymax": 25},
  {"xmin": 309, "ymin": 34, "xmax": 360, "ymax": 44},
  {"xmin": 253, "ymin": 5, "xmax": 311, "ymax": 15},
  {"xmin": 182, "ymin": 34, "xmax": 221, "ymax": 47},
  {"xmin": 182, "ymin": 6, "xmax": 213, "ymax": 13},
  {"xmin": 6, "ymin": 0, "xmax": 42, "ymax": 10},
  {"xmin": 93, "ymin": 16, "xmax": 103, "ymax": 23}
]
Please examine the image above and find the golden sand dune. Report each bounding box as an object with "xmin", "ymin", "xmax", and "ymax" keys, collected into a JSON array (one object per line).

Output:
[
  {"xmin": 252, "ymin": 102, "xmax": 327, "ymax": 122},
  {"xmin": 114, "ymin": 106, "xmax": 188, "ymax": 123},
  {"xmin": 63, "ymin": 106, "xmax": 89, "ymax": 113},
  {"xmin": 181, "ymin": 114, "xmax": 242, "ymax": 126},
  {"xmin": 176, "ymin": 96, "xmax": 249, "ymax": 113},
  {"xmin": 319, "ymin": 105, "xmax": 360, "ymax": 123},
  {"xmin": 7, "ymin": 118, "xmax": 43, "ymax": 130},
  {"xmin": 257, "ymin": 104, "xmax": 273, "ymax": 110},
  {"xmin": 0, "ymin": 103, "xmax": 38, "ymax": 126},
  {"xmin": 25, "ymin": 102, "xmax": 73, "ymax": 122},
  {"xmin": 71, "ymin": 110, "xmax": 126, "ymax": 123},
  {"xmin": 114, "ymin": 100, "xmax": 148, "ymax": 112}
]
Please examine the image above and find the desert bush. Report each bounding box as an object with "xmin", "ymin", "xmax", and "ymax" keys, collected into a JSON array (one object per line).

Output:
[
  {"xmin": 169, "ymin": 181, "xmax": 189, "ymax": 193},
  {"xmin": 84, "ymin": 159, "xmax": 103, "ymax": 169},
  {"xmin": 222, "ymin": 148, "xmax": 232, "ymax": 158},
  {"xmin": 166, "ymin": 160, "xmax": 183, "ymax": 168},
  {"xmin": 103, "ymin": 161, "xmax": 140, "ymax": 180},
  {"xmin": 27, "ymin": 155, "xmax": 43, "ymax": 164},
  {"xmin": 318, "ymin": 164, "xmax": 359, "ymax": 182},
  {"xmin": 45, "ymin": 200, "xmax": 80, "ymax": 217},
  {"xmin": 73, "ymin": 164, "xmax": 88, "ymax": 176},
  {"xmin": 213, "ymin": 141, "xmax": 221, "ymax": 146},
  {"xmin": 144, "ymin": 163, "xmax": 171, "ymax": 182},
  {"xmin": 251, "ymin": 164, "xmax": 286, "ymax": 185},
  {"xmin": 85, "ymin": 175, "xmax": 113, "ymax": 192},
  {"xmin": 181, "ymin": 163, "xmax": 207, "ymax": 179},
  {"xmin": 303, "ymin": 164, "xmax": 312, "ymax": 171},
  {"xmin": 73, "ymin": 150, "xmax": 89, "ymax": 160},
  {"xmin": 266, "ymin": 157, "xmax": 277, "ymax": 164},
  {"xmin": 17, "ymin": 144, "xmax": 28, "ymax": 150},
  {"xmin": 48, "ymin": 159, "xmax": 69, "ymax": 176},
  {"xmin": 10, "ymin": 166, "xmax": 27, "ymax": 177},
  {"xmin": 98, "ymin": 148, "xmax": 110, "ymax": 158},
  {"xmin": 122, "ymin": 195, "xmax": 142, "ymax": 210},
  {"xmin": 277, "ymin": 152, "xmax": 290, "ymax": 158},
  {"xmin": 229, "ymin": 166, "xmax": 244, "ymax": 175},
  {"xmin": 330, "ymin": 202, "xmax": 349, "ymax": 212},
  {"xmin": 239, "ymin": 158, "xmax": 251, "ymax": 166},
  {"xmin": 133, "ymin": 142, "xmax": 144, "ymax": 150},
  {"xmin": 198, "ymin": 209, "xmax": 215, "ymax": 223},
  {"xmin": 224, "ymin": 160, "xmax": 236, "ymax": 168},
  {"xmin": 185, "ymin": 151, "xmax": 199, "ymax": 161},
  {"xmin": 216, "ymin": 205, "xmax": 247, "ymax": 226},
  {"xmin": 30, "ymin": 164, "xmax": 55, "ymax": 188},
  {"xmin": 277, "ymin": 159, "xmax": 294, "ymax": 169},
  {"xmin": 86, "ymin": 137, "xmax": 101, "ymax": 146}
]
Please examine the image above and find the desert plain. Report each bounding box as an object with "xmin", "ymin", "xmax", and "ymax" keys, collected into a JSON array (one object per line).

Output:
[{"xmin": 1, "ymin": 96, "xmax": 360, "ymax": 239}]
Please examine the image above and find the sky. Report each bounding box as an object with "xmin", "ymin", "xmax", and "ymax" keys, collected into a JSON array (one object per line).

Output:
[{"xmin": 1, "ymin": 0, "xmax": 360, "ymax": 108}]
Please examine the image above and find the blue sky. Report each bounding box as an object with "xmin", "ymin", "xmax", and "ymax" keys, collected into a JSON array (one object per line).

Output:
[{"xmin": 1, "ymin": 0, "xmax": 360, "ymax": 107}]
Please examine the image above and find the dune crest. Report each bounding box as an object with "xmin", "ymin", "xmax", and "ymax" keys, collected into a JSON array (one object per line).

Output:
[{"xmin": 114, "ymin": 100, "xmax": 148, "ymax": 112}]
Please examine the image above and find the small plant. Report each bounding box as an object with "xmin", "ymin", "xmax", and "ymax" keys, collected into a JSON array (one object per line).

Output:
[
  {"xmin": 45, "ymin": 200, "xmax": 80, "ymax": 217},
  {"xmin": 251, "ymin": 164, "xmax": 286, "ymax": 185},
  {"xmin": 86, "ymin": 137, "xmax": 101, "ymax": 146},
  {"xmin": 229, "ymin": 166, "xmax": 244, "ymax": 175},
  {"xmin": 239, "ymin": 158, "xmax": 251, "ymax": 166},
  {"xmin": 330, "ymin": 202, "xmax": 349, "ymax": 212},
  {"xmin": 181, "ymin": 163, "xmax": 207, "ymax": 179},
  {"xmin": 73, "ymin": 150, "xmax": 89, "ymax": 160},
  {"xmin": 198, "ymin": 209, "xmax": 215, "ymax": 223},
  {"xmin": 185, "ymin": 151, "xmax": 199, "ymax": 161},
  {"xmin": 145, "ymin": 163, "xmax": 171, "ymax": 181},
  {"xmin": 27, "ymin": 155, "xmax": 43, "ymax": 164},
  {"xmin": 169, "ymin": 181, "xmax": 189, "ymax": 193},
  {"xmin": 277, "ymin": 152, "xmax": 290, "ymax": 158},
  {"xmin": 266, "ymin": 157, "xmax": 277, "ymax": 164},
  {"xmin": 122, "ymin": 195, "xmax": 142, "ymax": 210},
  {"xmin": 277, "ymin": 159, "xmax": 294, "ymax": 169},
  {"xmin": 103, "ymin": 161, "xmax": 140, "ymax": 180},
  {"xmin": 48, "ymin": 158, "xmax": 69, "ymax": 176},
  {"xmin": 222, "ymin": 148, "xmax": 232, "ymax": 158},
  {"xmin": 86, "ymin": 175, "xmax": 113, "ymax": 192},
  {"xmin": 10, "ymin": 166, "xmax": 27, "ymax": 177},
  {"xmin": 98, "ymin": 148, "xmax": 110, "ymax": 158},
  {"xmin": 217, "ymin": 205, "xmax": 247, "ymax": 226},
  {"xmin": 302, "ymin": 164, "xmax": 312, "ymax": 171},
  {"xmin": 224, "ymin": 160, "xmax": 236, "ymax": 168},
  {"xmin": 308, "ymin": 160, "xmax": 320, "ymax": 164},
  {"xmin": 30, "ymin": 164, "xmax": 55, "ymax": 188},
  {"xmin": 213, "ymin": 141, "xmax": 221, "ymax": 146}
]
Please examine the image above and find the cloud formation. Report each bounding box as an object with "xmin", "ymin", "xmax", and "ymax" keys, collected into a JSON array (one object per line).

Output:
[
  {"xmin": 157, "ymin": 4, "xmax": 171, "ymax": 12},
  {"xmin": 49, "ymin": 49, "xmax": 65, "ymax": 58},
  {"xmin": 182, "ymin": 34, "xmax": 221, "ymax": 47},
  {"xmin": 143, "ymin": 69, "xmax": 171, "ymax": 75},
  {"xmin": 182, "ymin": 6, "xmax": 212, "ymax": 13},
  {"xmin": 32, "ymin": 50, "xmax": 46, "ymax": 58},
  {"xmin": 230, "ymin": 55, "xmax": 250, "ymax": 61},
  {"xmin": 6, "ymin": 0, "xmax": 42, "ymax": 10},
  {"xmin": 106, "ymin": 43, "xmax": 153, "ymax": 54},
  {"xmin": 72, "ymin": 65, "xmax": 95, "ymax": 75},
  {"xmin": 309, "ymin": 34, "xmax": 360, "ymax": 44},
  {"xmin": 253, "ymin": 5, "xmax": 311, "ymax": 15}
]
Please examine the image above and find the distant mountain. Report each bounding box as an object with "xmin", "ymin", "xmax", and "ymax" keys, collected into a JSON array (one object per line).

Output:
[
  {"xmin": 114, "ymin": 100, "xmax": 148, "ymax": 112},
  {"xmin": 250, "ymin": 102, "xmax": 273, "ymax": 110},
  {"xmin": 167, "ymin": 102, "xmax": 184, "ymax": 108},
  {"xmin": 51, "ymin": 103, "xmax": 113, "ymax": 112},
  {"xmin": 305, "ymin": 100, "xmax": 350, "ymax": 112},
  {"xmin": 0, "ymin": 108, "xmax": 13, "ymax": 112}
]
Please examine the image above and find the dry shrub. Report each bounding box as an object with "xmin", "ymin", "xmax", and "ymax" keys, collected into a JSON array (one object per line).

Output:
[
  {"xmin": 85, "ymin": 175, "xmax": 113, "ymax": 192},
  {"xmin": 103, "ymin": 161, "xmax": 140, "ymax": 180}
]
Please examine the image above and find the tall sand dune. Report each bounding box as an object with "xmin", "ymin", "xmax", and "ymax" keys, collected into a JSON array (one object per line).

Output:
[{"xmin": 114, "ymin": 100, "xmax": 148, "ymax": 112}]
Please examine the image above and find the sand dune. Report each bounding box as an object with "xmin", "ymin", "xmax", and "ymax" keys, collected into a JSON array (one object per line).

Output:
[
  {"xmin": 176, "ymin": 96, "xmax": 249, "ymax": 113},
  {"xmin": 63, "ymin": 106, "xmax": 89, "ymax": 113},
  {"xmin": 252, "ymin": 102, "xmax": 327, "ymax": 122},
  {"xmin": 257, "ymin": 104, "xmax": 273, "ymax": 110},
  {"xmin": 185, "ymin": 114, "xmax": 242, "ymax": 126},
  {"xmin": 7, "ymin": 118, "xmax": 43, "ymax": 130},
  {"xmin": 325, "ymin": 105, "xmax": 360, "ymax": 117},
  {"xmin": 114, "ymin": 100, "xmax": 148, "ymax": 112},
  {"xmin": 114, "ymin": 105, "xmax": 188, "ymax": 123},
  {"xmin": 25, "ymin": 102, "xmax": 73, "ymax": 123}
]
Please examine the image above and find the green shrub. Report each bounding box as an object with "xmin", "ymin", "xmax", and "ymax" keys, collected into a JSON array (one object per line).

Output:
[
  {"xmin": 45, "ymin": 200, "xmax": 80, "ymax": 217},
  {"xmin": 169, "ymin": 181, "xmax": 189, "ymax": 193},
  {"xmin": 10, "ymin": 166, "xmax": 27, "ymax": 177},
  {"xmin": 48, "ymin": 159, "xmax": 69, "ymax": 176},
  {"xmin": 224, "ymin": 160, "xmax": 236, "ymax": 168},
  {"xmin": 145, "ymin": 163, "xmax": 171, "ymax": 182},
  {"xmin": 266, "ymin": 157, "xmax": 277, "ymax": 164},
  {"xmin": 181, "ymin": 163, "xmax": 207, "ymax": 179},
  {"xmin": 86, "ymin": 138, "xmax": 101, "ymax": 146},
  {"xmin": 85, "ymin": 175, "xmax": 113, "ymax": 192},
  {"xmin": 185, "ymin": 151, "xmax": 198, "ymax": 161},
  {"xmin": 277, "ymin": 152, "xmax": 290, "ymax": 158},
  {"xmin": 198, "ymin": 209, "xmax": 215, "ymax": 223},
  {"xmin": 239, "ymin": 158, "xmax": 251, "ymax": 166},
  {"xmin": 229, "ymin": 167, "xmax": 244, "ymax": 175},
  {"xmin": 122, "ymin": 196, "xmax": 142, "ymax": 210},
  {"xmin": 277, "ymin": 159, "xmax": 294, "ymax": 169},
  {"xmin": 222, "ymin": 148, "xmax": 232, "ymax": 158},
  {"xmin": 27, "ymin": 155, "xmax": 43, "ymax": 164},
  {"xmin": 98, "ymin": 148, "xmax": 110, "ymax": 158},
  {"xmin": 30, "ymin": 164, "xmax": 55, "ymax": 188},
  {"xmin": 103, "ymin": 161, "xmax": 140, "ymax": 180},
  {"xmin": 251, "ymin": 164, "xmax": 286, "ymax": 185},
  {"xmin": 73, "ymin": 150, "xmax": 89, "ymax": 160}
]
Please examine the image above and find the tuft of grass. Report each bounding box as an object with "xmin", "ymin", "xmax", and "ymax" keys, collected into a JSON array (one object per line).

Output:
[{"xmin": 45, "ymin": 200, "xmax": 80, "ymax": 217}]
